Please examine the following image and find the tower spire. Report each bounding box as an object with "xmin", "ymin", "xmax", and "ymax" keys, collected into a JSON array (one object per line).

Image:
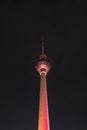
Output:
[
  {"xmin": 39, "ymin": 36, "xmax": 47, "ymax": 60},
  {"xmin": 42, "ymin": 37, "xmax": 45, "ymax": 55}
]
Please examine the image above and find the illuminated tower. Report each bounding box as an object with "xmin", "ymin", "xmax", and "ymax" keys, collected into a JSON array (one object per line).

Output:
[{"xmin": 35, "ymin": 38, "xmax": 51, "ymax": 130}]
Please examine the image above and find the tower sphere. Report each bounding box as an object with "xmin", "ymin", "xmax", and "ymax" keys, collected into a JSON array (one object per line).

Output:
[{"xmin": 36, "ymin": 59, "xmax": 51, "ymax": 75}]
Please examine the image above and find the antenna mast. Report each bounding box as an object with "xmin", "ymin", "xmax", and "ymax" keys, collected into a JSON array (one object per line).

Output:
[
  {"xmin": 42, "ymin": 38, "xmax": 44, "ymax": 55},
  {"xmin": 39, "ymin": 36, "xmax": 47, "ymax": 60}
]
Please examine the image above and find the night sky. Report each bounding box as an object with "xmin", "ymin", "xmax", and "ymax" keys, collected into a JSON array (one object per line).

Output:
[{"xmin": 0, "ymin": 0, "xmax": 87, "ymax": 130}]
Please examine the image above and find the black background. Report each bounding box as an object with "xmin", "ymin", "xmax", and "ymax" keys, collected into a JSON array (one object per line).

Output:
[{"xmin": 0, "ymin": 0, "xmax": 87, "ymax": 130}]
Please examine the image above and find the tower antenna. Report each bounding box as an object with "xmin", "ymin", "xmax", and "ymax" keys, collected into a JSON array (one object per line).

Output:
[
  {"xmin": 39, "ymin": 36, "xmax": 47, "ymax": 60},
  {"xmin": 41, "ymin": 36, "xmax": 45, "ymax": 55}
]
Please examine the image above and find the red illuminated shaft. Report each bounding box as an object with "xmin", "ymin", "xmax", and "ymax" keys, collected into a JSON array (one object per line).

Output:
[{"xmin": 38, "ymin": 72, "xmax": 50, "ymax": 130}]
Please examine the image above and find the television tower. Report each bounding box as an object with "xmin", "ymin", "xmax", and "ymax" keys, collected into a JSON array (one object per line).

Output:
[{"xmin": 36, "ymin": 38, "xmax": 51, "ymax": 130}]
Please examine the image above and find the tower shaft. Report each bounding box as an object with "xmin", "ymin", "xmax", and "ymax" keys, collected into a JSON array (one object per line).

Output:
[
  {"xmin": 38, "ymin": 72, "xmax": 50, "ymax": 130},
  {"xmin": 36, "ymin": 38, "xmax": 51, "ymax": 130}
]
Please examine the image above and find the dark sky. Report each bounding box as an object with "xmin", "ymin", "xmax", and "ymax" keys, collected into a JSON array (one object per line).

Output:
[{"xmin": 0, "ymin": 0, "xmax": 87, "ymax": 130}]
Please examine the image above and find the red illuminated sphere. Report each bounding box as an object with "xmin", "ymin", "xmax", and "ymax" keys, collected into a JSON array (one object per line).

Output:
[{"xmin": 36, "ymin": 54, "xmax": 51, "ymax": 75}]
